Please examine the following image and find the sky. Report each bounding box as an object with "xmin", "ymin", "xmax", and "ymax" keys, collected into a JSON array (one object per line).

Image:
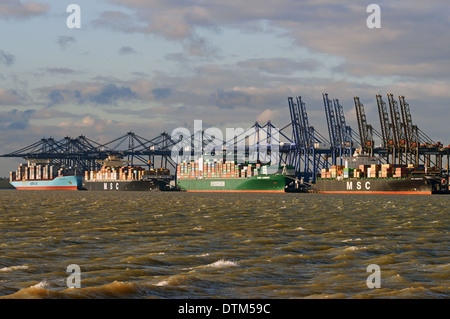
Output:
[{"xmin": 1, "ymin": 0, "xmax": 449, "ymax": 176}]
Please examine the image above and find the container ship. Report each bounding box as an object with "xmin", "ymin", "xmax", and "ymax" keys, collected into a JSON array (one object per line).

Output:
[
  {"xmin": 9, "ymin": 162, "xmax": 83, "ymax": 190},
  {"xmin": 311, "ymin": 154, "xmax": 449, "ymax": 195},
  {"xmin": 83, "ymin": 156, "xmax": 173, "ymax": 191},
  {"xmin": 176, "ymin": 158, "xmax": 293, "ymax": 192}
]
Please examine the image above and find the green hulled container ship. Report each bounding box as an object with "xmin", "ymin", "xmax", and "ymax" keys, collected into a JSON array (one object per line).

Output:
[{"xmin": 176, "ymin": 159, "xmax": 293, "ymax": 193}]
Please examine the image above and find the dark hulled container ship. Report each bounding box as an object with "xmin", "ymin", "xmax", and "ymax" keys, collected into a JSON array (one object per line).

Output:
[
  {"xmin": 83, "ymin": 156, "xmax": 173, "ymax": 191},
  {"xmin": 310, "ymin": 153, "xmax": 449, "ymax": 195}
]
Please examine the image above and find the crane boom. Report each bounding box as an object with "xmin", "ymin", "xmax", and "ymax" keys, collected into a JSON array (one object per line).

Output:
[
  {"xmin": 322, "ymin": 93, "xmax": 338, "ymax": 149},
  {"xmin": 376, "ymin": 94, "xmax": 393, "ymax": 149},
  {"xmin": 354, "ymin": 97, "xmax": 373, "ymax": 155}
]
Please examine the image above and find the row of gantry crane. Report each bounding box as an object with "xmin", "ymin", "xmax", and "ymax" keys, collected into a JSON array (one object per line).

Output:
[
  {"xmin": 287, "ymin": 93, "xmax": 449, "ymax": 181},
  {"xmin": 1, "ymin": 93, "xmax": 449, "ymax": 181}
]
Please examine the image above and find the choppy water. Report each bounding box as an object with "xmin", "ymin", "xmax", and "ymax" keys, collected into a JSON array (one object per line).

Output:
[{"xmin": 0, "ymin": 190, "xmax": 448, "ymax": 299}]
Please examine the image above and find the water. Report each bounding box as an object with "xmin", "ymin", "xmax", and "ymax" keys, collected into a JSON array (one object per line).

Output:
[{"xmin": 0, "ymin": 190, "xmax": 448, "ymax": 299}]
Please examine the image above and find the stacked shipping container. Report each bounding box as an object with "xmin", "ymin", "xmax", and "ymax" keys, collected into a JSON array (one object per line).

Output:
[
  {"xmin": 320, "ymin": 163, "xmax": 429, "ymax": 179},
  {"xmin": 10, "ymin": 163, "xmax": 60, "ymax": 182},
  {"xmin": 177, "ymin": 160, "xmax": 262, "ymax": 180},
  {"xmin": 84, "ymin": 166, "xmax": 170, "ymax": 182}
]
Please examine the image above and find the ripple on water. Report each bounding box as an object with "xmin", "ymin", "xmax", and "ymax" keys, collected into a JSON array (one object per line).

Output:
[{"xmin": 0, "ymin": 191, "xmax": 448, "ymax": 298}]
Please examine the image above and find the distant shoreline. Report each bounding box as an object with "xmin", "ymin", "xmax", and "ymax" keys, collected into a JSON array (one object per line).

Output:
[{"xmin": 0, "ymin": 178, "xmax": 15, "ymax": 189}]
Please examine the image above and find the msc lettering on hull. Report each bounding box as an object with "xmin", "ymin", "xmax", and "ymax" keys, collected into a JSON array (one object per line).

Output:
[
  {"xmin": 104, "ymin": 182, "xmax": 119, "ymax": 190},
  {"xmin": 346, "ymin": 181, "xmax": 371, "ymax": 191}
]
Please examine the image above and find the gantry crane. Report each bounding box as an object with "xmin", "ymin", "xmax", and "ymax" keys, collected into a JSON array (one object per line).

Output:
[
  {"xmin": 376, "ymin": 94, "xmax": 394, "ymax": 162},
  {"xmin": 398, "ymin": 95, "xmax": 419, "ymax": 165},
  {"xmin": 387, "ymin": 93, "xmax": 407, "ymax": 165},
  {"xmin": 323, "ymin": 93, "xmax": 338, "ymax": 165},
  {"xmin": 333, "ymin": 98, "xmax": 353, "ymax": 158},
  {"xmin": 354, "ymin": 97, "xmax": 374, "ymax": 156},
  {"xmin": 288, "ymin": 96, "xmax": 314, "ymax": 181}
]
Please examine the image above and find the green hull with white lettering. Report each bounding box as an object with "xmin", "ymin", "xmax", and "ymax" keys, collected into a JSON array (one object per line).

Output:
[{"xmin": 176, "ymin": 174, "xmax": 287, "ymax": 192}]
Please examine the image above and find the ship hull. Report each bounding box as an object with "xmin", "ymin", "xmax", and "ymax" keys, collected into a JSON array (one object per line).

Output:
[
  {"xmin": 177, "ymin": 175, "xmax": 287, "ymax": 193},
  {"xmin": 83, "ymin": 180, "xmax": 165, "ymax": 191},
  {"xmin": 10, "ymin": 176, "xmax": 83, "ymax": 191},
  {"xmin": 311, "ymin": 177, "xmax": 446, "ymax": 195}
]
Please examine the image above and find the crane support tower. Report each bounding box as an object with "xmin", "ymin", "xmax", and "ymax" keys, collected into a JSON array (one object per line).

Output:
[{"xmin": 354, "ymin": 96, "xmax": 374, "ymax": 156}]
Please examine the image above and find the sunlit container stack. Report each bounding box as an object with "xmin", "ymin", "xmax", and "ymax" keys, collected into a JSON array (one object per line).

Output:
[
  {"xmin": 10, "ymin": 163, "xmax": 59, "ymax": 182},
  {"xmin": 320, "ymin": 163, "xmax": 419, "ymax": 179},
  {"xmin": 177, "ymin": 159, "xmax": 262, "ymax": 180},
  {"xmin": 393, "ymin": 166, "xmax": 410, "ymax": 178},
  {"xmin": 85, "ymin": 166, "xmax": 148, "ymax": 181}
]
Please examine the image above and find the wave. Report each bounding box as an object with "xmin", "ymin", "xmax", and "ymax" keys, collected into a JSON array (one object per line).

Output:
[
  {"xmin": 154, "ymin": 274, "xmax": 192, "ymax": 287},
  {"xmin": 187, "ymin": 259, "xmax": 239, "ymax": 271},
  {"xmin": 0, "ymin": 265, "xmax": 29, "ymax": 272},
  {"xmin": 203, "ymin": 259, "xmax": 239, "ymax": 269},
  {"xmin": 1, "ymin": 280, "xmax": 145, "ymax": 299},
  {"xmin": 1, "ymin": 281, "xmax": 50, "ymax": 299}
]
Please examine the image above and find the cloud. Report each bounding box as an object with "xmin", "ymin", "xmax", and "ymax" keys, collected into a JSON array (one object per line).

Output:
[
  {"xmin": 47, "ymin": 89, "xmax": 67, "ymax": 107},
  {"xmin": 92, "ymin": 11, "xmax": 146, "ymax": 33},
  {"xmin": 273, "ymin": 1, "xmax": 450, "ymax": 79},
  {"xmin": 0, "ymin": 0, "xmax": 49, "ymax": 20},
  {"xmin": 182, "ymin": 35, "xmax": 218, "ymax": 58},
  {"xmin": 151, "ymin": 88, "xmax": 172, "ymax": 99},
  {"xmin": 237, "ymin": 58, "xmax": 320, "ymax": 75},
  {"xmin": 0, "ymin": 109, "xmax": 35, "ymax": 130},
  {"xmin": 210, "ymin": 88, "xmax": 252, "ymax": 109},
  {"xmin": 89, "ymin": 84, "xmax": 138, "ymax": 105},
  {"xmin": 0, "ymin": 89, "xmax": 21, "ymax": 105},
  {"xmin": 44, "ymin": 67, "xmax": 79, "ymax": 75},
  {"xmin": 103, "ymin": 0, "xmax": 450, "ymax": 80},
  {"xmin": 58, "ymin": 115, "xmax": 115, "ymax": 133},
  {"xmin": 256, "ymin": 109, "xmax": 279, "ymax": 123},
  {"xmin": 46, "ymin": 83, "xmax": 138, "ymax": 106},
  {"xmin": 0, "ymin": 50, "xmax": 15, "ymax": 66},
  {"xmin": 118, "ymin": 46, "xmax": 137, "ymax": 55},
  {"xmin": 56, "ymin": 36, "xmax": 76, "ymax": 50}
]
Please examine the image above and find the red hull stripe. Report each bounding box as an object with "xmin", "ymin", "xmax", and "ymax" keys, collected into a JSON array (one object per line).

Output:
[
  {"xmin": 316, "ymin": 191, "xmax": 432, "ymax": 195},
  {"xmin": 14, "ymin": 186, "xmax": 79, "ymax": 191}
]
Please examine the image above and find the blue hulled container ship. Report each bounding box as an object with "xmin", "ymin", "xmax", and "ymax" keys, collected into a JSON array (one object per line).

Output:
[{"xmin": 9, "ymin": 162, "xmax": 83, "ymax": 190}]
